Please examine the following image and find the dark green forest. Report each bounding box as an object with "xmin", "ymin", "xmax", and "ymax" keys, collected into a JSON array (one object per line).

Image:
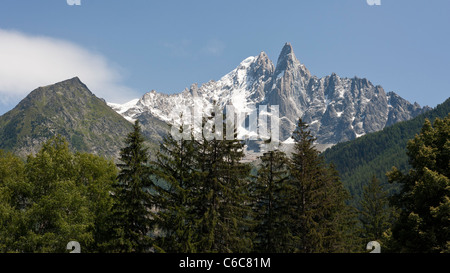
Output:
[{"xmin": 0, "ymin": 114, "xmax": 449, "ymax": 253}]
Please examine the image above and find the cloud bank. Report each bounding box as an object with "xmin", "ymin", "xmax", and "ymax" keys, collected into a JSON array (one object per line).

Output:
[
  {"xmin": 0, "ymin": 28, "xmax": 138, "ymax": 106},
  {"xmin": 203, "ymin": 39, "xmax": 226, "ymax": 56}
]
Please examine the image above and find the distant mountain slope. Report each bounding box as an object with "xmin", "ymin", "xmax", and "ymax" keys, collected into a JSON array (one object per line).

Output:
[
  {"xmin": 110, "ymin": 43, "xmax": 430, "ymax": 148},
  {"xmin": 0, "ymin": 77, "xmax": 140, "ymax": 159},
  {"xmin": 321, "ymin": 97, "xmax": 450, "ymax": 203}
]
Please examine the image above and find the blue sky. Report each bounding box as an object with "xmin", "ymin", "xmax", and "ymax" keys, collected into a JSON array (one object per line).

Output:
[{"xmin": 0, "ymin": 0, "xmax": 449, "ymax": 115}]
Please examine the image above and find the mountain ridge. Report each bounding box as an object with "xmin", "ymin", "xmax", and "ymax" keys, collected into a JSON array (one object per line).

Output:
[
  {"xmin": 0, "ymin": 44, "xmax": 431, "ymax": 160},
  {"xmin": 110, "ymin": 43, "xmax": 430, "ymax": 148},
  {"xmin": 0, "ymin": 77, "xmax": 136, "ymax": 159}
]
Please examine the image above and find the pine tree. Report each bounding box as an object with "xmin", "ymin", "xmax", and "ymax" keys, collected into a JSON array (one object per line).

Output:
[
  {"xmin": 111, "ymin": 120, "xmax": 156, "ymax": 253},
  {"xmin": 387, "ymin": 115, "xmax": 450, "ymax": 253},
  {"xmin": 193, "ymin": 125, "xmax": 221, "ymax": 252},
  {"xmin": 288, "ymin": 118, "xmax": 325, "ymax": 252},
  {"xmin": 288, "ymin": 119, "xmax": 356, "ymax": 253},
  {"xmin": 154, "ymin": 112, "xmax": 254, "ymax": 253},
  {"xmin": 153, "ymin": 124, "xmax": 198, "ymax": 253},
  {"xmin": 251, "ymin": 144, "xmax": 291, "ymax": 253},
  {"xmin": 358, "ymin": 175, "xmax": 396, "ymax": 250},
  {"xmin": 218, "ymin": 129, "xmax": 253, "ymax": 252},
  {"xmin": 322, "ymin": 164, "xmax": 360, "ymax": 253},
  {"xmin": 194, "ymin": 115, "xmax": 253, "ymax": 253}
]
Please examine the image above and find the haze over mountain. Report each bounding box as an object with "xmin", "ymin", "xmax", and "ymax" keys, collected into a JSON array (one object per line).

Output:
[{"xmin": 110, "ymin": 43, "xmax": 430, "ymax": 149}]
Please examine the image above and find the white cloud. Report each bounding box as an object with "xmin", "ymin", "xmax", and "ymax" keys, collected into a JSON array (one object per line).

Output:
[
  {"xmin": 0, "ymin": 28, "xmax": 138, "ymax": 106},
  {"xmin": 204, "ymin": 39, "xmax": 226, "ymax": 56},
  {"xmin": 162, "ymin": 39, "xmax": 192, "ymax": 58}
]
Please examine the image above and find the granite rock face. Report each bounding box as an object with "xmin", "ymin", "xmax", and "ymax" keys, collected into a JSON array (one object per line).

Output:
[{"xmin": 110, "ymin": 43, "xmax": 430, "ymax": 147}]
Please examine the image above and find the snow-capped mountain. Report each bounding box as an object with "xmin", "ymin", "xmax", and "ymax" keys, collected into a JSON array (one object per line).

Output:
[{"xmin": 109, "ymin": 43, "xmax": 430, "ymax": 148}]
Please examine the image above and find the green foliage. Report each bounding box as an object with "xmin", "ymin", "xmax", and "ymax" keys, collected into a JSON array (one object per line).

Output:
[
  {"xmin": 110, "ymin": 120, "xmax": 156, "ymax": 253},
  {"xmin": 73, "ymin": 152, "xmax": 117, "ymax": 252},
  {"xmin": 153, "ymin": 125, "xmax": 198, "ymax": 253},
  {"xmin": 1, "ymin": 118, "xmax": 366, "ymax": 253},
  {"xmin": 193, "ymin": 122, "xmax": 253, "ymax": 253},
  {"xmin": 154, "ymin": 114, "xmax": 254, "ymax": 253},
  {"xmin": 387, "ymin": 115, "xmax": 450, "ymax": 253},
  {"xmin": 20, "ymin": 136, "xmax": 94, "ymax": 252},
  {"xmin": 358, "ymin": 175, "xmax": 398, "ymax": 251},
  {"xmin": 251, "ymin": 146, "xmax": 291, "ymax": 253},
  {"xmin": 0, "ymin": 135, "xmax": 117, "ymax": 253},
  {"xmin": 286, "ymin": 119, "xmax": 358, "ymax": 253},
  {"xmin": 7, "ymin": 106, "xmax": 448, "ymax": 253},
  {"xmin": 0, "ymin": 150, "xmax": 29, "ymax": 252}
]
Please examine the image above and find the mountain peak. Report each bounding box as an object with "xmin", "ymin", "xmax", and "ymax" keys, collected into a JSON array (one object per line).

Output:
[
  {"xmin": 0, "ymin": 78, "xmax": 134, "ymax": 158},
  {"xmin": 275, "ymin": 43, "xmax": 300, "ymax": 72},
  {"xmin": 68, "ymin": 76, "xmax": 81, "ymax": 82},
  {"xmin": 253, "ymin": 51, "xmax": 274, "ymax": 76},
  {"xmin": 257, "ymin": 51, "xmax": 269, "ymax": 60},
  {"xmin": 68, "ymin": 76, "xmax": 83, "ymax": 85},
  {"xmin": 256, "ymin": 51, "xmax": 270, "ymax": 65},
  {"xmin": 45, "ymin": 76, "xmax": 83, "ymax": 87},
  {"xmin": 281, "ymin": 42, "xmax": 294, "ymax": 55},
  {"xmin": 109, "ymin": 43, "xmax": 428, "ymax": 149},
  {"xmin": 277, "ymin": 43, "xmax": 295, "ymax": 64},
  {"xmin": 274, "ymin": 43, "xmax": 310, "ymax": 79}
]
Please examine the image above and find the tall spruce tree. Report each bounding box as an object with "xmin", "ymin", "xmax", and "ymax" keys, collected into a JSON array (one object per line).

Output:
[
  {"xmin": 153, "ymin": 124, "xmax": 198, "ymax": 253},
  {"xmin": 288, "ymin": 119, "xmax": 356, "ymax": 253},
  {"xmin": 387, "ymin": 116, "xmax": 450, "ymax": 253},
  {"xmin": 251, "ymin": 144, "xmax": 291, "ymax": 253},
  {"xmin": 194, "ymin": 115, "xmax": 253, "ymax": 253},
  {"xmin": 358, "ymin": 175, "xmax": 396, "ymax": 250},
  {"xmin": 112, "ymin": 120, "xmax": 155, "ymax": 253}
]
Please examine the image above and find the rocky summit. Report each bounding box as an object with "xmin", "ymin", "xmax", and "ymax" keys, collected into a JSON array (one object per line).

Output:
[
  {"xmin": 0, "ymin": 77, "xmax": 135, "ymax": 159},
  {"xmin": 110, "ymin": 43, "xmax": 430, "ymax": 151}
]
